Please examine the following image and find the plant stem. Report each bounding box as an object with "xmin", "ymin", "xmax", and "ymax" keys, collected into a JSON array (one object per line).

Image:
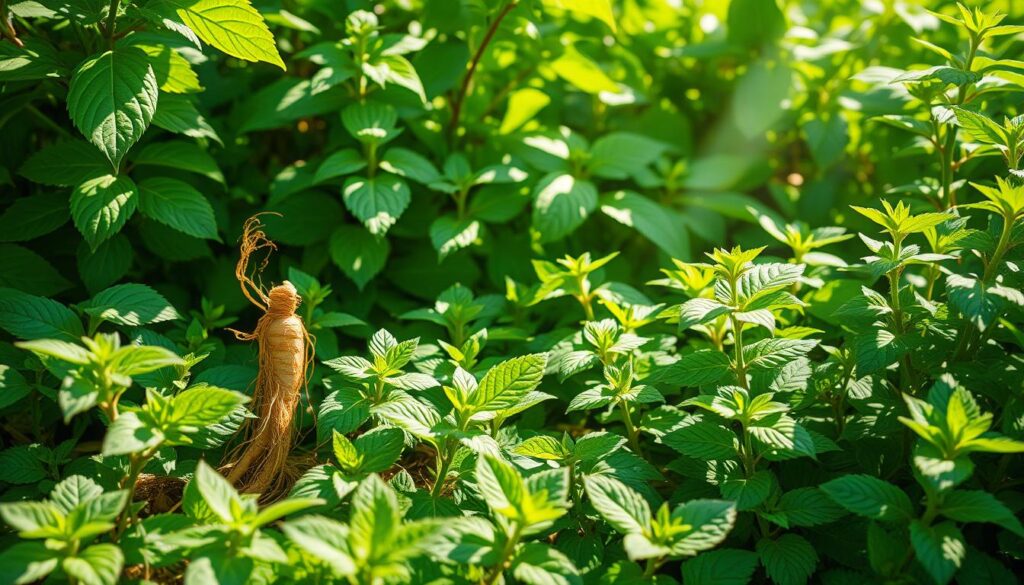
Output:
[
  {"xmin": 430, "ymin": 445, "xmax": 454, "ymax": 498},
  {"xmin": 642, "ymin": 558, "xmax": 662, "ymax": 579},
  {"xmin": 113, "ymin": 447, "xmax": 156, "ymax": 541},
  {"xmin": 105, "ymin": 0, "xmax": 118, "ymax": 48},
  {"xmin": 730, "ymin": 314, "xmax": 748, "ymax": 389},
  {"xmin": 484, "ymin": 522, "xmax": 523, "ymax": 585},
  {"xmin": 447, "ymin": 1, "xmax": 517, "ymax": 145},
  {"xmin": 619, "ymin": 400, "xmax": 641, "ymax": 455},
  {"xmin": 956, "ymin": 215, "xmax": 1015, "ymax": 359},
  {"xmin": 982, "ymin": 215, "xmax": 1014, "ymax": 284}
]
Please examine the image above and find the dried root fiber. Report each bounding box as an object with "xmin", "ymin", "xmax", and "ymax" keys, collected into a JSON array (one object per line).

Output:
[{"xmin": 221, "ymin": 215, "xmax": 312, "ymax": 497}]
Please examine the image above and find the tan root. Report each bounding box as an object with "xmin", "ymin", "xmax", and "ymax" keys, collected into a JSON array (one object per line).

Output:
[{"xmin": 221, "ymin": 215, "xmax": 314, "ymax": 499}]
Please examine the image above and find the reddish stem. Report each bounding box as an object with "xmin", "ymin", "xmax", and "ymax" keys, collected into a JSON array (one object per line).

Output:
[{"xmin": 447, "ymin": 1, "xmax": 517, "ymax": 145}]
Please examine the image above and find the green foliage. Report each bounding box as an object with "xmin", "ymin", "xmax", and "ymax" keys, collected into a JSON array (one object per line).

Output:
[{"xmin": 3, "ymin": 1, "xmax": 1024, "ymax": 584}]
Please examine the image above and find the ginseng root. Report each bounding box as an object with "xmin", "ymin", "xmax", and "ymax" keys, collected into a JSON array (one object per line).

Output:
[{"xmin": 221, "ymin": 215, "xmax": 312, "ymax": 497}]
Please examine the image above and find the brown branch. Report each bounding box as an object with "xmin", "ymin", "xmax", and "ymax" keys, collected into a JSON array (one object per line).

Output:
[
  {"xmin": 1, "ymin": 0, "xmax": 24, "ymax": 47},
  {"xmin": 447, "ymin": 1, "xmax": 517, "ymax": 146}
]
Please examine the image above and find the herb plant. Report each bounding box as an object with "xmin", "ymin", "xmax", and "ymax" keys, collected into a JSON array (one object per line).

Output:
[{"xmin": 2, "ymin": 1, "xmax": 1024, "ymax": 584}]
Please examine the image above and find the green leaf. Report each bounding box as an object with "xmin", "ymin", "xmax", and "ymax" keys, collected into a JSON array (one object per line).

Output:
[
  {"xmin": 532, "ymin": 173, "xmax": 598, "ymax": 242},
  {"xmin": 670, "ymin": 500, "xmax": 737, "ymax": 556},
  {"xmin": 0, "ymin": 193, "xmax": 69, "ymax": 243},
  {"xmin": 820, "ymin": 474, "xmax": 913, "ymax": 522},
  {"xmin": 0, "ymin": 38, "xmax": 63, "ymax": 82},
  {"xmin": 0, "ymin": 246, "xmax": 72, "ymax": 297},
  {"xmin": 70, "ymin": 175, "xmax": 139, "ymax": 251},
  {"xmin": 341, "ymin": 101, "xmax": 398, "ymax": 145},
  {"xmin": 721, "ymin": 470, "xmax": 773, "ymax": 511},
  {"xmin": 802, "ymin": 115, "xmax": 848, "ymax": 169},
  {"xmin": 376, "ymin": 54, "xmax": 426, "ymax": 102},
  {"xmin": 515, "ymin": 435, "xmax": 570, "ymax": 460},
  {"xmin": 894, "ymin": 65, "xmax": 980, "ymax": 86},
  {"xmin": 550, "ymin": 44, "xmax": 619, "ymax": 94},
  {"xmin": 910, "ymin": 521, "xmax": 965, "ymax": 585},
  {"xmin": 475, "ymin": 455, "xmax": 525, "ymax": 519},
  {"xmin": 349, "ymin": 475, "xmax": 400, "ymax": 560},
  {"xmin": 728, "ymin": 0, "xmax": 786, "ymax": 47},
  {"xmin": 50, "ymin": 475, "xmax": 103, "ymax": 515},
  {"xmin": 332, "ymin": 430, "xmax": 360, "ymax": 471},
  {"xmin": 736, "ymin": 264, "xmax": 804, "ymax": 302},
  {"xmin": 430, "ymin": 215, "xmax": 480, "ymax": 260},
  {"xmin": 103, "ymin": 411, "xmax": 162, "ymax": 455},
  {"xmin": 343, "ymin": 175, "xmax": 411, "ymax": 236},
  {"xmin": 677, "ymin": 298, "xmax": 731, "ymax": 330},
  {"xmin": 132, "ymin": 141, "xmax": 225, "ymax": 184},
  {"xmin": 500, "ymin": 88, "xmax": 551, "ymax": 134},
  {"xmin": 15, "ymin": 339, "xmax": 90, "ymax": 365},
  {"xmin": 774, "ymin": 488, "xmax": 846, "ymax": 527},
  {"xmin": 152, "ymin": 94, "xmax": 221, "ymax": 143},
  {"xmin": 939, "ymin": 490, "xmax": 1024, "ymax": 536},
  {"xmin": 681, "ymin": 548, "xmax": 760, "ymax": 585},
  {"xmin": 354, "ymin": 427, "xmax": 405, "ymax": 473},
  {"xmin": 66, "ymin": 48, "xmax": 158, "ymax": 166},
  {"xmin": 172, "ymin": 384, "xmax": 250, "ymax": 427},
  {"xmin": 380, "ymin": 148, "xmax": 440, "ymax": 185},
  {"xmin": 82, "ymin": 283, "xmax": 180, "ymax": 326},
  {"xmin": 281, "ymin": 515, "xmax": 356, "ymax": 576},
  {"xmin": 136, "ymin": 43, "xmax": 202, "ymax": 94},
  {"xmin": 317, "ymin": 388, "xmax": 371, "ymax": 441},
  {"xmin": 77, "ymin": 235, "xmax": 133, "ymax": 294},
  {"xmin": 155, "ymin": 0, "xmax": 285, "ymax": 69},
  {"xmin": 18, "ymin": 140, "xmax": 111, "ymax": 186},
  {"xmin": 946, "ymin": 275, "xmax": 1002, "ymax": 331},
  {"xmin": 541, "ymin": 0, "xmax": 616, "ymax": 31},
  {"xmin": 138, "ymin": 177, "xmax": 219, "ymax": 240},
  {"xmin": 62, "ymin": 544, "xmax": 123, "ymax": 585},
  {"xmin": 0, "ymin": 541, "xmax": 59, "ymax": 585},
  {"xmin": 584, "ymin": 475, "xmax": 650, "ymax": 534},
  {"xmin": 756, "ymin": 534, "xmax": 818, "ymax": 585},
  {"xmin": 950, "ymin": 107, "xmax": 1005, "ymax": 146},
  {"xmin": 0, "ymin": 364, "xmax": 32, "ymax": 410},
  {"xmin": 662, "ymin": 415, "xmax": 738, "ymax": 460},
  {"xmin": 590, "ymin": 134, "xmax": 667, "ymax": 179},
  {"xmin": 732, "ymin": 60, "xmax": 791, "ymax": 140},
  {"xmin": 511, "ymin": 542, "xmax": 583, "ymax": 585},
  {"xmin": 252, "ymin": 497, "xmax": 322, "ymax": 526},
  {"xmin": 184, "ymin": 554, "xmax": 253, "ymax": 585},
  {"xmin": 743, "ymin": 339, "xmax": 818, "ymax": 370},
  {"xmin": 193, "ymin": 460, "xmax": 240, "ymax": 523},
  {"xmin": 600, "ymin": 191, "xmax": 690, "ymax": 260},
  {"xmin": 315, "ymin": 148, "xmax": 367, "ymax": 184},
  {"xmin": 650, "ymin": 350, "xmax": 731, "ymax": 387},
  {"xmin": 111, "ymin": 344, "xmax": 183, "ymax": 375},
  {"xmin": 469, "ymin": 353, "xmax": 547, "ymax": 411}
]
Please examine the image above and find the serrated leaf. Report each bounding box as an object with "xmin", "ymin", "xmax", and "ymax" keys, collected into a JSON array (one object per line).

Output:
[
  {"xmin": 469, "ymin": 353, "xmax": 547, "ymax": 411},
  {"xmin": 583, "ymin": 475, "xmax": 650, "ymax": 534},
  {"xmin": 82, "ymin": 283, "xmax": 180, "ymax": 326},
  {"xmin": 138, "ymin": 177, "xmax": 219, "ymax": 239},
  {"xmin": 18, "ymin": 140, "xmax": 111, "ymax": 186},
  {"xmin": 820, "ymin": 474, "xmax": 913, "ymax": 521},
  {"xmin": 532, "ymin": 173, "xmax": 597, "ymax": 242},
  {"xmin": 757, "ymin": 534, "xmax": 818, "ymax": 585},
  {"xmin": 343, "ymin": 175, "xmax": 411, "ymax": 236},
  {"xmin": 70, "ymin": 175, "xmax": 138, "ymax": 251},
  {"xmin": 66, "ymin": 48, "xmax": 158, "ymax": 166},
  {"xmin": 910, "ymin": 521, "xmax": 965, "ymax": 585},
  {"xmin": 154, "ymin": 0, "xmax": 285, "ymax": 69},
  {"xmin": 329, "ymin": 226, "xmax": 389, "ymax": 289}
]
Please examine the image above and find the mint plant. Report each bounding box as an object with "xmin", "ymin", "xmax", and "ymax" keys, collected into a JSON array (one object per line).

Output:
[{"xmin": 3, "ymin": 1, "xmax": 1024, "ymax": 584}]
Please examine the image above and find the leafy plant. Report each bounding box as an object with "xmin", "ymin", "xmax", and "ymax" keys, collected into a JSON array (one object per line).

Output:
[{"xmin": 3, "ymin": 1, "xmax": 1024, "ymax": 584}]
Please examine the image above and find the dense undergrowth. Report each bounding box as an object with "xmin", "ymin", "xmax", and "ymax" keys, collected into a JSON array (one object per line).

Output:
[{"xmin": 1, "ymin": 0, "xmax": 1024, "ymax": 583}]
